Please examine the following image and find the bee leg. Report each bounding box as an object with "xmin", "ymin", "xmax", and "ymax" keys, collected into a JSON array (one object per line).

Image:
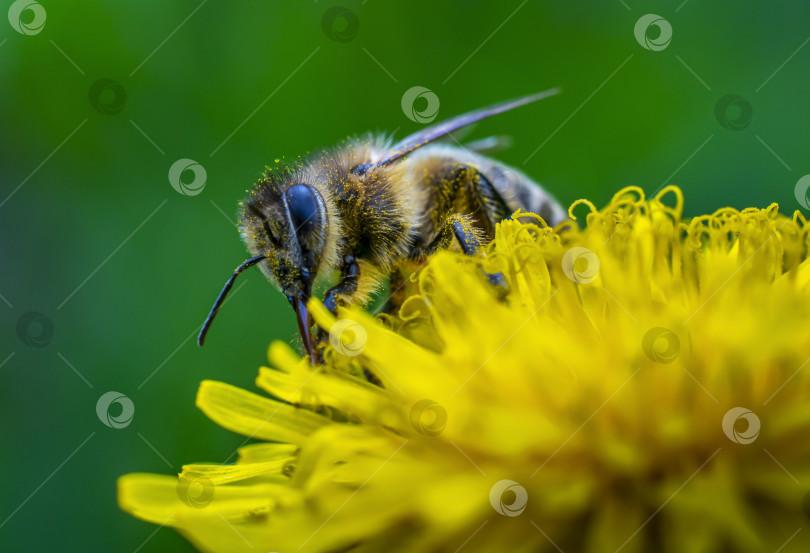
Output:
[
  {"xmin": 441, "ymin": 166, "xmax": 512, "ymax": 290},
  {"xmin": 448, "ymin": 213, "xmax": 483, "ymax": 255},
  {"xmin": 316, "ymin": 255, "xmax": 386, "ymax": 386},
  {"xmin": 446, "ymin": 214, "xmax": 508, "ymax": 290},
  {"xmin": 322, "ymin": 254, "xmax": 360, "ymax": 314},
  {"xmin": 312, "ymin": 254, "xmax": 360, "ymax": 363}
]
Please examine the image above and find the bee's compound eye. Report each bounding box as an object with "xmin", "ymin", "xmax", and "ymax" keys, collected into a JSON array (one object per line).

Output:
[
  {"xmin": 285, "ymin": 183, "xmax": 323, "ymax": 237},
  {"xmin": 351, "ymin": 164, "xmax": 373, "ymax": 176}
]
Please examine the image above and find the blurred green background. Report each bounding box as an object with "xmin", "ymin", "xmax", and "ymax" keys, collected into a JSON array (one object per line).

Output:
[{"xmin": 2, "ymin": 0, "xmax": 809, "ymax": 551}]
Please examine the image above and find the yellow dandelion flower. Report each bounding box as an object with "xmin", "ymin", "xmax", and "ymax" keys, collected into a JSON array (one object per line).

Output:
[{"xmin": 119, "ymin": 186, "xmax": 810, "ymax": 553}]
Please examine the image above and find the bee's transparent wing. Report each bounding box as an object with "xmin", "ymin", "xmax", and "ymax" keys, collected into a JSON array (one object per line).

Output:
[
  {"xmin": 376, "ymin": 88, "xmax": 559, "ymax": 167},
  {"xmin": 462, "ymin": 135, "xmax": 514, "ymax": 155}
]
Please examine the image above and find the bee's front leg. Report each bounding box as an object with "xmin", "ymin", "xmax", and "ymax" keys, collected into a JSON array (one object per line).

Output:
[
  {"xmin": 312, "ymin": 254, "xmax": 386, "ymax": 385},
  {"xmin": 322, "ymin": 254, "xmax": 360, "ymax": 314},
  {"xmin": 312, "ymin": 253, "xmax": 360, "ymax": 363}
]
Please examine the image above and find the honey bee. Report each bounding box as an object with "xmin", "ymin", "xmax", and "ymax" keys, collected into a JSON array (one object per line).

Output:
[{"xmin": 198, "ymin": 89, "xmax": 566, "ymax": 362}]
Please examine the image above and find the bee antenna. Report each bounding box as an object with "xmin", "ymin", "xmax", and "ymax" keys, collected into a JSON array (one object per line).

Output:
[{"xmin": 198, "ymin": 255, "xmax": 268, "ymax": 346}]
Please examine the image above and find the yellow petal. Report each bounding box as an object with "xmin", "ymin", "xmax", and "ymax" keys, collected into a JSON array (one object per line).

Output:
[{"xmin": 196, "ymin": 380, "xmax": 330, "ymax": 445}]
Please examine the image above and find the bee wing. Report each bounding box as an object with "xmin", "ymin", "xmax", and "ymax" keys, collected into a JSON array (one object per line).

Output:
[
  {"xmin": 376, "ymin": 88, "xmax": 560, "ymax": 167},
  {"xmin": 462, "ymin": 135, "xmax": 514, "ymax": 155}
]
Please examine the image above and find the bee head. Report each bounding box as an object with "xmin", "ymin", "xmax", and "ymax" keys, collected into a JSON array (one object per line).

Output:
[
  {"xmin": 241, "ymin": 181, "xmax": 328, "ymax": 299},
  {"xmin": 209, "ymin": 172, "xmax": 335, "ymax": 361},
  {"xmin": 196, "ymin": 165, "xmax": 336, "ymax": 359}
]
